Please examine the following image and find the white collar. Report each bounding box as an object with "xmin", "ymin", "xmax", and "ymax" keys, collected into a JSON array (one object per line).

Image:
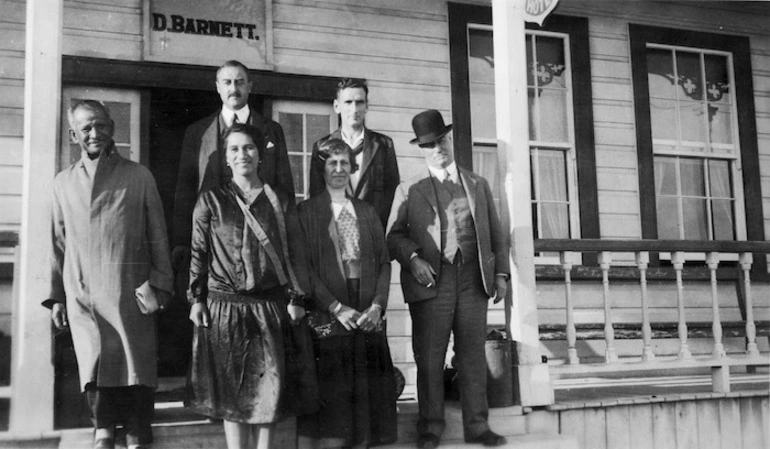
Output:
[
  {"xmin": 79, "ymin": 150, "xmax": 101, "ymax": 179},
  {"xmin": 331, "ymin": 198, "xmax": 356, "ymax": 220},
  {"xmin": 340, "ymin": 127, "xmax": 365, "ymax": 149},
  {"xmin": 221, "ymin": 105, "xmax": 251, "ymax": 127},
  {"xmin": 428, "ymin": 161, "xmax": 459, "ymax": 183}
]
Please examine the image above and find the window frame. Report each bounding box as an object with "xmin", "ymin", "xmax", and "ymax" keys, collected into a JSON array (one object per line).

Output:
[
  {"xmin": 448, "ymin": 3, "xmax": 600, "ymax": 264},
  {"xmin": 629, "ymin": 24, "xmax": 766, "ymax": 276}
]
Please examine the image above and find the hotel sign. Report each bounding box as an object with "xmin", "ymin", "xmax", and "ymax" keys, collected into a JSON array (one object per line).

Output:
[
  {"xmin": 523, "ymin": 0, "xmax": 560, "ymax": 26},
  {"xmin": 143, "ymin": 0, "xmax": 273, "ymax": 69}
]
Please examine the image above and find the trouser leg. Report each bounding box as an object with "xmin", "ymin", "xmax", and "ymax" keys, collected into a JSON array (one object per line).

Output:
[
  {"xmin": 452, "ymin": 259, "xmax": 490, "ymax": 439},
  {"xmin": 409, "ymin": 263, "xmax": 457, "ymax": 438}
]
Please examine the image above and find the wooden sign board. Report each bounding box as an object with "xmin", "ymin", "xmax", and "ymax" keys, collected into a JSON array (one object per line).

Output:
[{"xmin": 143, "ymin": 0, "xmax": 273, "ymax": 69}]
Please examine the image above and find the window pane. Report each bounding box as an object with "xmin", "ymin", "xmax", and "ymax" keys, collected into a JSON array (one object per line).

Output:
[
  {"xmin": 468, "ymin": 28, "xmax": 495, "ymax": 84},
  {"xmin": 680, "ymin": 158, "xmax": 705, "ymax": 196},
  {"xmin": 656, "ymin": 196, "xmax": 680, "ymax": 239},
  {"xmin": 708, "ymin": 160, "xmax": 731, "ymax": 198},
  {"xmin": 710, "ymin": 108, "xmax": 733, "ymax": 145},
  {"xmin": 537, "ymin": 150, "xmax": 567, "ymax": 201},
  {"xmin": 470, "ymin": 83, "xmax": 497, "ymax": 140},
  {"xmin": 676, "ymin": 52, "xmax": 703, "ymax": 100},
  {"xmin": 712, "ymin": 199, "xmax": 734, "ymax": 240},
  {"xmin": 528, "ymin": 88, "xmax": 537, "ymax": 140},
  {"xmin": 104, "ymin": 101, "xmax": 131, "ymax": 144},
  {"xmin": 526, "ymin": 35, "xmax": 534, "ymax": 86},
  {"xmin": 704, "ymin": 54, "xmax": 730, "ymax": 105},
  {"xmin": 536, "ymin": 37, "xmax": 566, "ymax": 89},
  {"xmin": 289, "ymin": 155, "xmax": 304, "ymax": 195},
  {"xmin": 115, "ymin": 144, "xmax": 131, "ymax": 160},
  {"xmin": 679, "ymin": 100, "xmax": 706, "ymax": 143},
  {"xmin": 681, "ymin": 198, "xmax": 708, "ymax": 240},
  {"xmin": 279, "ymin": 113, "xmax": 303, "ymax": 153},
  {"xmin": 538, "ymin": 89, "xmax": 568, "ymax": 142},
  {"xmin": 647, "ymin": 48, "xmax": 676, "ymax": 100},
  {"xmin": 532, "ymin": 203, "xmax": 539, "ymax": 238},
  {"xmin": 540, "ymin": 203, "xmax": 570, "ymax": 238},
  {"xmin": 307, "ymin": 114, "xmax": 331, "ymax": 147},
  {"xmin": 650, "ymin": 98, "xmax": 678, "ymax": 140},
  {"xmin": 654, "ymin": 156, "xmax": 677, "ymax": 195}
]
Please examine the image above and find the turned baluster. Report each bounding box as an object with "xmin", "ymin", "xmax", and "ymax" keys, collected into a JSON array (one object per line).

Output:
[
  {"xmin": 599, "ymin": 251, "xmax": 618, "ymax": 362},
  {"xmin": 636, "ymin": 252, "xmax": 655, "ymax": 361},
  {"xmin": 739, "ymin": 252, "xmax": 759, "ymax": 357},
  {"xmin": 672, "ymin": 252, "xmax": 692, "ymax": 359},
  {"xmin": 561, "ymin": 251, "xmax": 579, "ymax": 365},
  {"xmin": 706, "ymin": 252, "xmax": 726, "ymax": 358}
]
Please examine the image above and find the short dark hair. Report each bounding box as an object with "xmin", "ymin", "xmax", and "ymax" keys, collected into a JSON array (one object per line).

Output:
[
  {"xmin": 67, "ymin": 100, "xmax": 111, "ymax": 128},
  {"xmin": 335, "ymin": 78, "xmax": 368, "ymax": 101},
  {"xmin": 223, "ymin": 123, "xmax": 265, "ymax": 158},
  {"xmin": 217, "ymin": 60, "xmax": 250, "ymax": 80},
  {"xmin": 315, "ymin": 138, "xmax": 359, "ymax": 174}
]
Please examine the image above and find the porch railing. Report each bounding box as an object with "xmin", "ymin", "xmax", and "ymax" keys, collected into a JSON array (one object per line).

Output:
[{"xmin": 534, "ymin": 239, "xmax": 770, "ymax": 393}]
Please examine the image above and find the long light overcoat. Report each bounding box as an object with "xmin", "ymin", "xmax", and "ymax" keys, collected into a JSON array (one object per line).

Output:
[{"xmin": 49, "ymin": 147, "xmax": 173, "ymax": 390}]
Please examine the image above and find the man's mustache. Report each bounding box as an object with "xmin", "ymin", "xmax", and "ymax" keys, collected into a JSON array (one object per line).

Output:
[{"xmin": 229, "ymin": 93, "xmax": 241, "ymax": 98}]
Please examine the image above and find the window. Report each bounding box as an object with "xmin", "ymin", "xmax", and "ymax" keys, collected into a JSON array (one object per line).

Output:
[
  {"xmin": 450, "ymin": 4, "xmax": 599, "ymax": 258},
  {"xmin": 271, "ymin": 101, "xmax": 335, "ymax": 200},
  {"xmin": 630, "ymin": 24, "xmax": 765, "ymax": 274},
  {"xmin": 646, "ymin": 45, "xmax": 743, "ymax": 241}
]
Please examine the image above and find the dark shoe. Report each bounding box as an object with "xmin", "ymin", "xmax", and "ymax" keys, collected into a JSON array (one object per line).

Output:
[
  {"xmin": 466, "ymin": 430, "xmax": 507, "ymax": 446},
  {"xmin": 417, "ymin": 432, "xmax": 440, "ymax": 448},
  {"xmin": 93, "ymin": 438, "xmax": 115, "ymax": 449}
]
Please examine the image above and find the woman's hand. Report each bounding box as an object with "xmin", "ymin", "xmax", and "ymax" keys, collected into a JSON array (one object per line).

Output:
[
  {"xmin": 334, "ymin": 304, "xmax": 362, "ymax": 331},
  {"xmin": 287, "ymin": 304, "xmax": 306, "ymax": 325},
  {"xmin": 189, "ymin": 302, "xmax": 211, "ymax": 328},
  {"xmin": 51, "ymin": 303, "xmax": 68, "ymax": 330},
  {"xmin": 356, "ymin": 304, "xmax": 383, "ymax": 332}
]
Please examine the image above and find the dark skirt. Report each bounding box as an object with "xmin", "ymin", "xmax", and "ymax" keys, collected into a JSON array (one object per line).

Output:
[
  {"xmin": 187, "ymin": 290, "xmax": 318, "ymax": 424},
  {"xmin": 297, "ymin": 282, "xmax": 398, "ymax": 447}
]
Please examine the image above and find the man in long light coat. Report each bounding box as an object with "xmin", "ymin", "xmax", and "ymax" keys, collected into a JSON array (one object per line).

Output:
[{"xmin": 45, "ymin": 100, "xmax": 173, "ymax": 449}]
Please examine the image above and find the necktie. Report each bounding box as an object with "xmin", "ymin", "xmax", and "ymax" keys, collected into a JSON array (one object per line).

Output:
[
  {"xmin": 233, "ymin": 114, "xmax": 240, "ymax": 125},
  {"xmin": 336, "ymin": 207, "xmax": 360, "ymax": 262}
]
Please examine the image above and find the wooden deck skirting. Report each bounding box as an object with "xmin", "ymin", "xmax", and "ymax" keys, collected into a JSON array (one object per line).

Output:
[{"xmin": 539, "ymin": 321, "xmax": 770, "ymax": 341}]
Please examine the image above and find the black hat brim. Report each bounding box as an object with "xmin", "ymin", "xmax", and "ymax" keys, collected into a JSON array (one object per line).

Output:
[{"xmin": 410, "ymin": 124, "xmax": 453, "ymax": 145}]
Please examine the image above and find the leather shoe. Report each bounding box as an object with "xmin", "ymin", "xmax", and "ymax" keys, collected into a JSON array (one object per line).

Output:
[
  {"xmin": 417, "ymin": 432, "xmax": 440, "ymax": 448},
  {"xmin": 93, "ymin": 438, "xmax": 115, "ymax": 449},
  {"xmin": 466, "ymin": 430, "xmax": 507, "ymax": 446}
]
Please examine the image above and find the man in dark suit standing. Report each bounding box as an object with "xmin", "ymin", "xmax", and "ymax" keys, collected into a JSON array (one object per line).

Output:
[
  {"xmin": 309, "ymin": 78, "xmax": 399, "ymax": 228},
  {"xmin": 387, "ymin": 110, "xmax": 510, "ymax": 448},
  {"xmin": 172, "ymin": 60, "xmax": 294, "ymax": 292}
]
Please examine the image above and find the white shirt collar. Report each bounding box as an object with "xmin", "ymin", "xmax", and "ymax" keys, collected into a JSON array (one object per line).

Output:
[
  {"xmin": 221, "ymin": 105, "xmax": 250, "ymax": 127},
  {"xmin": 340, "ymin": 127, "xmax": 365, "ymax": 150},
  {"xmin": 331, "ymin": 199, "xmax": 356, "ymax": 220},
  {"xmin": 428, "ymin": 161, "xmax": 459, "ymax": 183},
  {"xmin": 80, "ymin": 150, "xmax": 101, "ymax": 179}
]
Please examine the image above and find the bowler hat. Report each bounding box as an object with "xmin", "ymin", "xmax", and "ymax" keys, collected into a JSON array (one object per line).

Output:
[{"xmin": 410, "ymin": 109, "xmax": 453, "ymax": 145}]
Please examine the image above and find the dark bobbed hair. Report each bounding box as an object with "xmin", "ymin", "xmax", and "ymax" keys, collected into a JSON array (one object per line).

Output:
[
  {"xmin": 222, "ymin": 123, "xmax": 265, "ymax": 159},
  {"xmin": 315, "ymin": 138, "xmax": 359, "ymax": 174},
  {"xmin": 335, "ymin": 78, "xmax": 368, "ymax": 101}
]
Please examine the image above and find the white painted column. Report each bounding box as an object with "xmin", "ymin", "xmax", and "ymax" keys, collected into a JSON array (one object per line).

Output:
[
  {"xmin": 10, "ymin": 0, "xmax": 63, "ymax": 433},
  {"xmin": 492, "ymin": 0, "xmax": 554, "ymax": 406}
]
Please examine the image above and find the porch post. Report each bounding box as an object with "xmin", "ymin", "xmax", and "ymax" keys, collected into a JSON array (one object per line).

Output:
[
  {"xmin": 10, "ymin": 0, "xmax": 63, "ymax": 433},
  {"xmin": 492, "ymin": 0, "xmax": 554, "ymax": 406}
]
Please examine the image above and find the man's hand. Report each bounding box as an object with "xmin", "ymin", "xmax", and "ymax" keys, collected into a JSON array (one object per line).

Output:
[
  {"xmin": 51, "ymin": 303, "xmax": 68, "ymax": 330},
  {"xmin": 287, "ymin": 304, "xmax": 306, "ymax": 325},
  {"xmin": 356, "ymin": 304, "xmax": 383, "ymax": 332},
  {"xmin": 334, "ymin": 304, "xmax": 362, "ymax": 331},
  {"xmin": 491, "ymin": 275, "xmax": 509, "ymax": 304},
  {"xmin": 151, "ymin": 286, "xmax": 172, "ymax": 312},
  {"xmin": 410, "ymin": 257, "xmax": 436, "ymax": 287},
  {"xmin": 189, "ymin": 302, "xmax": 211, "ymax": 328}
]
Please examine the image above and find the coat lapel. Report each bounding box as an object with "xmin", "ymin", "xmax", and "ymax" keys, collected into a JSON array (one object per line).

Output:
[
  {"xmin": 414, "ymin": 174, "xmax": 442, "ymax": 252},
  {"xmin": 198, "ymin": 113, "xmax": 220, "ymax": 190},
  {"xmin": 354, "ymin": 129, "xmax": 379, "ymax": 198},
  {"xmin": 459, "ymin": 169, "xmax": 479, "ymax": 226}
]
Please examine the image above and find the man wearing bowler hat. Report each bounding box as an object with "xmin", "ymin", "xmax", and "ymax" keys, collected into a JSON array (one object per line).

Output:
[{"xmin": 387, "ymin": 109, "xmax": 510, "ymax": 448}]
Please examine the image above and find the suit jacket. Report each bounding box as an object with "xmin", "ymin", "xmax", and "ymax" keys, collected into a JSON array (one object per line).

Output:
[
  {"xmin": 386, "ymin": 167, "xmax": 509, "ymax": 303},
  {"xmin": 48, "ymin": 145, "xmax": 173, "ymax": 389},
  {"xmin": 297, "ymin": 191, "xmax": 390, "ymax": 313},
  {"xmin": 309, "ymin": 128, "xmax": 400, "ymax": 228},
  {"xmin": 173, "ymin": 108, "xmax": 294, "ymax": 249}
]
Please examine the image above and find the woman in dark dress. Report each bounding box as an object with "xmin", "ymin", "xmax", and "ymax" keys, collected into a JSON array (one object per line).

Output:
[
  {"xmin": 187, "ymin": 123, "xmax": 315, "ymax": 449},
  {"xmin": 296, "ymin": 139, "xmax": 398, "ymax": 448}
]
